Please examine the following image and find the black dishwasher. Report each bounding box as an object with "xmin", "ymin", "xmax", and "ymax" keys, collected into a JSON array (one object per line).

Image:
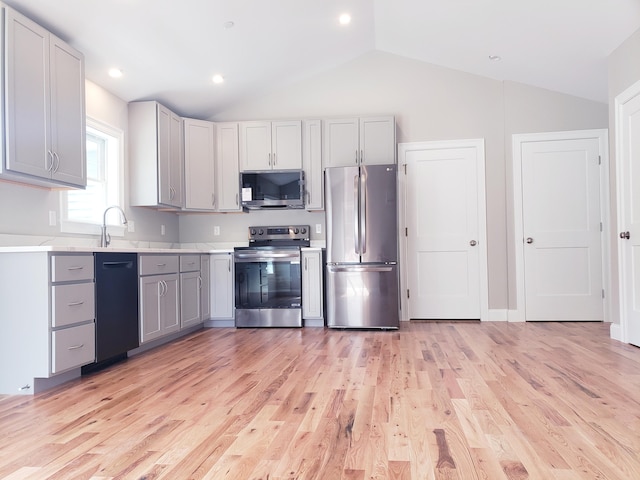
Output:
[{"xmin": 83, "ymin": 252, "xmax": 139, "ymax": 373}]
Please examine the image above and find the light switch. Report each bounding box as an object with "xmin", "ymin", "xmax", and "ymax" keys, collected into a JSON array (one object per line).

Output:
[
  {"xmin": 214, "ymin": 226, "xmax": 220, "ymax": 236},
  {"xmin": 48, "ymin": 211, "xmax": 56, "ymax": 227},
  {"xmin": 315, "ymin": 224, "xmax": 322, "ymax": 234}
]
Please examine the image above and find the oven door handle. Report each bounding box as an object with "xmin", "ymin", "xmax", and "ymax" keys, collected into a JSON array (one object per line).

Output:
[{"xmin": 234, "ymin": 252, "xmax": 301, "ymax": 262}]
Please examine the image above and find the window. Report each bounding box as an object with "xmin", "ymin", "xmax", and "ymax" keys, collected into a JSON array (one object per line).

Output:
[{"xmin": 61, "ymin": 118, "xmax": 124, "ymax": 235}]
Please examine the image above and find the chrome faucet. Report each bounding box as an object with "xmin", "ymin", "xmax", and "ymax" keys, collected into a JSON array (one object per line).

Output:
[{"xmin": 100, "ymin": 205, "xmax": 128, "ymax": 247}]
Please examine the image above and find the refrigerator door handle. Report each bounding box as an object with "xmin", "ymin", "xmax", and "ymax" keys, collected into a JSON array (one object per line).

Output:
[
  {"xmin": 360, "ymin": 170, "xmax": 367, "ymax": 254},
  {"xmin": 354, "ymin": 174, "xmax": 361, "ymax": 254},
  {"xmin": 328, "ymin": 265, "xmax": 394, "ymax": 273}
]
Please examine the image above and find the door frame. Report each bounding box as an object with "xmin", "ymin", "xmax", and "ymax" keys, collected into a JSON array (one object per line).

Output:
[
  {"xmin": 511, "ymin": 129, "xmax": 611, "ymax": 323},
  {"xmin": 398, "ymin": 139, "xmax": 489, "ymax": 322},
  {"xmin": 614, "ymin": 79, "xmax": 640, "ymax": 343}
]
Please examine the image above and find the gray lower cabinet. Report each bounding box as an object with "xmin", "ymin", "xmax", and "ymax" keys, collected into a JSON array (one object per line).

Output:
[
  {"xmin": 302, "ymin": 248, "xmax": 324, "ymax": 322},
  {"xmin": 139, "ymin": 255, "xmax": 180, "ymax": 344},
  {"xmin": 0, "ymin": 252, "xmax": 95, "ymax": 395},
  {"xmin": 210, "ymin": 252, "xmax": 234, "ymax": 320},
  {"xmin": 180, "ymin": 254, "xmax": 203, "ymax": 329},
  {"xmin": 201, "ymin": 255, "xmax": 211, "ymax": 321}
]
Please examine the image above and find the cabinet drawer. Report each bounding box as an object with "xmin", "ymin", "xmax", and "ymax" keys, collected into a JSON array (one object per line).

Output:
[
  {"xmin": 139, "ymin": 255, "xmax": 179, "ymax": 275},
  {"xmin": 51, "ymin": 282, "xmax": 95, "ymax": 328},
  {"xmin": 51, "ymin": 255, "xmax": 94, "ymax": 282},
  {"xmin": 51, "ymin": 322, "xmax": 95, "ymax": 374},
  {"xmin": 180, "ymin": 254, "xmax": 201, "ymax": 272}
]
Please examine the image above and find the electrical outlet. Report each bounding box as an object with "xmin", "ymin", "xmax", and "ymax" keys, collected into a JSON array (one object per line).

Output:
[
  {"xmin": 127, "ymin": 220, "xmax": 135, "ymax": 233},
  {"xmin": 161, "ymin": 224, "xmax": 165, "ymax": 236},
  {"xmin": 214, "ymin": 226, "xmax": 220, "ymax": 236},
  {"xmin": 315, "ymin": 224, "xmax": 322, "ymax": 234}
]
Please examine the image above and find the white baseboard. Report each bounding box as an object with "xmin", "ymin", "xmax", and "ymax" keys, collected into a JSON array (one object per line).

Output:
[
  {"xmin": 486, "ymin": 309, "xmax": 508, "ymax": 322},
  {"xmin": 507, "ymin": 309, "xmax": 525, "ymax": 322},
  {"xmin": 610, "ymin": 323, "xmax": 624, "ymax": 342}
]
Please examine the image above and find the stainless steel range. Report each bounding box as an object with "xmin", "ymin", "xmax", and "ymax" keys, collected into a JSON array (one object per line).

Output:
[{"xmin": 234, "ymin": 225, "xmax": 310, "ymax": 327}]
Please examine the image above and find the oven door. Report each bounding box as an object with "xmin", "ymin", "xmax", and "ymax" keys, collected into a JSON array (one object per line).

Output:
[{"xmin": 234, "ymin": 248, "xmax": 302, "ymax": 327}]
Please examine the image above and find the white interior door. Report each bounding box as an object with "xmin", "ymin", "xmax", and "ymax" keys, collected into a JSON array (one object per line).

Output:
[
  {"xmin": 616, "ymin": 82, "xmax": 640, "ymax": 346},
  {"xmin": 400, "ymin": 140, "xmax": 487, "ymax": 320},
  {"xmin": 515, "ymin": 132, "xmax": 605, "ymax": 321}
]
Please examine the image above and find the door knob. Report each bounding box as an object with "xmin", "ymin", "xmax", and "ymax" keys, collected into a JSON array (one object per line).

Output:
[
  {"xmin": 620, "ymin": 231, "xmax": 631, "ymax": 240},
  {"xmin": 526, "ymin": 237, "xmax": 534, "ymax": 244},
  {"xmin": 469, "ymin": 240, "xmax": 477, "ymax": 246}
]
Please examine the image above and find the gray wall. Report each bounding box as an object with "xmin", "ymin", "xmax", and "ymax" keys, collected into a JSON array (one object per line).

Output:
[
  {"xmin": 180, "ymin": 51, "xmax": 608, "ymax": 311},
  {"xmin": 607, "ymin": 27, "xmax": 640, "ymax": 324}
]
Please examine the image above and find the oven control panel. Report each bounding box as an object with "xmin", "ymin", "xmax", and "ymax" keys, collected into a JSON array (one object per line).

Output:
[{"xmin": 248, "ymin": 225, "xmax": 310, "ymax": 242}]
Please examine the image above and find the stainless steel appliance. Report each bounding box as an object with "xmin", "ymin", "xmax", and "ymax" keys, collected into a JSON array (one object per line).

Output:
[
  {"xmin": 325, "ymin": 164, "xmax": 399, "ymax": 328},
  {"xmin": 234, "ymin": 225, "xmax": 310, "ymax": 327},
  {"xmin": 240, "ymin": 170, "xmax": 305, "ymax": 210}
]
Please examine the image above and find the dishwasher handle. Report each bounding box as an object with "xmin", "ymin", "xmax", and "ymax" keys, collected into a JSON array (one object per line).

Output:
[{"xmin": 101, "ymin": 261, "xmax": 134, "ymax": 269}]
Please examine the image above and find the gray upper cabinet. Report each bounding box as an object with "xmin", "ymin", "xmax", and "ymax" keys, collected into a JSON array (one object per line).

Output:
[
  {"xmin": 239, "ymin": 120, "xmax": 302, "ymax": 171},
  {"xmin": 323, "ymin": 116, "xmax": 396, "ymax": 167},
  {"xmin": 129, "ymin": 101, "xmax": 184, "ymax": 209},
  {"xmin": 302, "ymin": 119, "xmax": 323, "ymax": 211},
  {"xmin": 183, "ymin": 118, "xmax": 215, "ymax": 211},
  {"xmin": 215, "ymin": 122, "xmax": 242, "ymax": 212},
  {"xmin": 2, "ymin": 5, "xmax": 86, "ymax": 188}
]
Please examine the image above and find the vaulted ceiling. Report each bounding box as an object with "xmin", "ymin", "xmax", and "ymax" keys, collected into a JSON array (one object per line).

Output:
[{"xmin": 6, "ymin": 0, "xmax": 640, "ymax": 119}]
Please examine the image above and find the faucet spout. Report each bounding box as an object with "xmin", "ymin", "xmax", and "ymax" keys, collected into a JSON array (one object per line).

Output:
[{"xmin": 101, "ymin": 205, "xmax": 128, "ymax": 248}]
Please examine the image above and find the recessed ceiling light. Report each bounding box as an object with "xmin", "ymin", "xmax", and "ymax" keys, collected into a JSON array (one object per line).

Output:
[
  {"xmin": 224, "ymin": 21, "xmax": 234, "ymax": 29},
  {"xmin": 212, "ymin": 74, "xmax": 224, "ymax": 84},
  {"xmin": 108, "ymin": 68, "xmax": 123, "ymax": 78},
  {"xmin": 488, "ymin": 55, "xmax": 502, "ymax": 62},
  {"xmin": 339, "ymin": 13, "xmax": 351, "ymax": 25}
]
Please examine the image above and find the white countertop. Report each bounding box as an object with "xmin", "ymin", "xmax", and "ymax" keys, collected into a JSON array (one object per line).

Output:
[{"xmin": 0, "ymin": 246, "xmax": 235, "ymax": 254}]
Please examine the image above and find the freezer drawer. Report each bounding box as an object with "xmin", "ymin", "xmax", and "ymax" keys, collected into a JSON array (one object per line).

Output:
[{"xmin": 326, "ymin": 264, "xmax": 399, "ymax": 329}]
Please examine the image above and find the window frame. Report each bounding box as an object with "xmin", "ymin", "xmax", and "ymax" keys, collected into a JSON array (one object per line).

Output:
[{"xmin": 60, "ymin": 117, "xmax": 126, "ymax": 237}]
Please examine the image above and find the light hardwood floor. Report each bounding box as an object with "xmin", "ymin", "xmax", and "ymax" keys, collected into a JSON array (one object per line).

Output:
[{"xmin": 1, "ymin": 321, "xmax": 640, "ymax": 479}]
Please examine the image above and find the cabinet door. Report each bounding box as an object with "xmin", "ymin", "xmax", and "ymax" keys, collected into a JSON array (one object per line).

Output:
[
  {"xmin": 215, "ymin": 123, "xmax": 242, "ymax": 211},
  {"xmin": 184, "ymin": 118, "xmax": 215, "ymax": 210},
  {"xmin": 302, "ymin": 250, "xmax": 323, "ymax": 319},
  {"xmin": 323, "ymin": 118, "xmax": 359, "ymax": 168},
  {"xmin": 156, "ymin": 105, "xmax": 172, "ymax": 206},
  {"xmin": 302, "ymin": 120, "xmax": 323, "ymax": 210},
  {"xmin": 211, "ymin": 253, "xmax": 234, "ymax": 319},
  {"xmin": 271, "ymin": 121, "xmax": 302, "ymax": 170},
  {"xmin": 5, "ymin": 8, "xmax": 50, "ymax": 179},
  {"xmin": 49, "ymin": 35, "xmax": 86, "ymax": 187},
  {"xmin": 240, "ymin": 121, "xmax": 271, "ymax": 171},
  {"xmin": 180, "ymin": 271, "xmax": 202, "ymax": 328},
  {"xmin": 140, "ymin": 276, "xmax": 163, "ymax": 343},
  {"xmin": 201, "ymin": 255, "xmax": 211, "ymax": 321},
  {"xmin": 162, "ymin": 275, "xmax": 181, "ymax": 334},
  {"xmin": 169, "ymin": 112, "xmax": 184, "ymax": 207},
  {"xmin": 360, "ymin": 116, "xmax": 396, "ymax": 165}
]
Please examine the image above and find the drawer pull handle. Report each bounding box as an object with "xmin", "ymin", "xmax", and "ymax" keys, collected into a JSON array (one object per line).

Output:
[
  {"xmin": 156, "ymin": 263, "xmax": 167, "ymax": 267},
  {"xmin": 67, "ymin": 301, "xmax": 85, "ymax": 306},
  {"xmin": 68, "ymin": 344, "xmax": 84, "ymax": 350},
  {"xmin": 67, "ymin": 266, "xmax": 84, "ymax": 271}
]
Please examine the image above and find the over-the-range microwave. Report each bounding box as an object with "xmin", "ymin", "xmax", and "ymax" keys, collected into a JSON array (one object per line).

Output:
[{"xmin": 240, "ymin": 170, "xmax": 305, "ymax": 210}]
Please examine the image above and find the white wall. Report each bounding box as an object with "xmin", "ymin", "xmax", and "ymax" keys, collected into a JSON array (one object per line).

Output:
[
  {"xmin": 179, "ymin": 51, "xmax": 607, "ymax": 311},
  {"xmin": 0, "ymin": 80, "xmax": 180, "ymax": 246},
  {"xmin": 607, "ymin": 27, "xmax": 640, "ymax": 325}
]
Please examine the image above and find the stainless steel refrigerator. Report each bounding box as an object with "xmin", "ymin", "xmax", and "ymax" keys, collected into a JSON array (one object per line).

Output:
[{"xmin": 325, "ymin": 164, "xmax": 399, "ymax": 328}]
